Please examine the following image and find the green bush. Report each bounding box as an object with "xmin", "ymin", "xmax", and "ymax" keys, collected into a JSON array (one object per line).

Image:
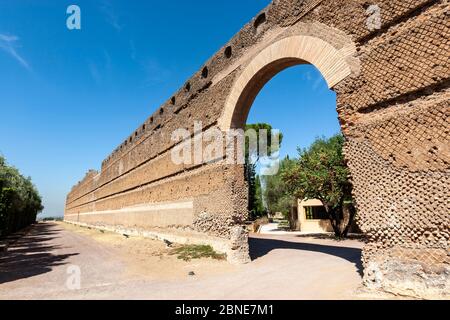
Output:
[
  {"xmin": 264, "ymin": 156, "xmax": 297, "ymax": 217},
  {"xmin": 0, "ymin": 155, "xmax": 43, "ymax": 237},
  {"xmin": 42, "ymin": 217, "xmax": 63, "ymax": 222}
]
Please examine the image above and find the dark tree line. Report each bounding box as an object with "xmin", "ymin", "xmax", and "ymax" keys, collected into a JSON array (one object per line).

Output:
[{"xmin": 0, "ymin": 155, "xmax": 43, "ymax": 237}]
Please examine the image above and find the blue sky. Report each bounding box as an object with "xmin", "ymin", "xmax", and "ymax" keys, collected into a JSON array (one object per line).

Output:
[{"xmin": 0, "ymin": 1, "xmax": 339, "ymax": 218}]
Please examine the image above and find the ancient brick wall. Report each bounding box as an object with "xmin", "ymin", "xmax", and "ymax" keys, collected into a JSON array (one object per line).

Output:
[{"xmin": 65, "ymin": 0, "xmax": 449, "ymax": 298}]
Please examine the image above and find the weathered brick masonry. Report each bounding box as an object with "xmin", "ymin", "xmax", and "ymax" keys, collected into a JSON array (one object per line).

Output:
[{"xmin": 65, "ymin": 0, "xmax": 449, "ymax": 298}]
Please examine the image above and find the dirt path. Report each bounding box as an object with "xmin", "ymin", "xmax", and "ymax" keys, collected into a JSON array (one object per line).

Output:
[{"xmin": 0, "ymin": 222, "xmax": 365, "ymax": 300}]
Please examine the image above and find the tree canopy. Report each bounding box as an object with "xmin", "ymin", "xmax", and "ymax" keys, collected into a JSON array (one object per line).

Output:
[
  {"xmin": 264, "ymin": 156, "xmax": 296, "ymax": 217},
  {"xmin": 0, "ymin": 154, "xmax": 43, "ymax": 237},
  {"xmin": 282, "ymin": 134, "xmax": 356, "ymax": 237}
]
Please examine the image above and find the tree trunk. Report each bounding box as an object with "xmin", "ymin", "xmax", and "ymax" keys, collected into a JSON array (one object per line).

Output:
[
  {"xmin": 323, "ymin": 203, "xmax": 341, "ymax": 237},
  {"xmin": 289, "ymin": 205, "xmax": 301, "ymax": 231},
  {"xmin": 341, "ymin": 204, "xmax": 356, "ymax": 237},
  {"xmin": 324, "ymin": 202, "xmax": 355, "ymax": 238}
]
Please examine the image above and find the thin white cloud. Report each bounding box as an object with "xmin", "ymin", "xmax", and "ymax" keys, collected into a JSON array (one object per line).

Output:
[
  {"xmin": 88, "ymin": 50, "xmax": 113, "ymax": 84},
  {"xmin": 100, "ymin": 0, "xmax": 122, "ymax": 31},
  {"xmin": 103, "ymin": 50, "xmax": 112, "ymax": 72},
  {"xmin": 140, "ymin": 59, "xmax": 172, "ymax": 88},
  {"xmin": 312, "ymin": 75, "xmax": 323, "ymax": 91},
  {"xmin": 0, "ymin": 34, "xmax": 19, "ymax": 42},
  {"xmin": 89, "ymin": 62, "xmax": 102, "ymax": 84},
  {"xmin": 303, "ymin": 71, "xmax": 312, "ymax": 82},
  {"xmin": 0, "ymin": 33, "xmax": 31, "ymax": 70}
]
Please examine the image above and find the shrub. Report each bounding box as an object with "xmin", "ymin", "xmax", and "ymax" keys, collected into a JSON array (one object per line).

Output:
[{"xmin": 42, "ymin": 217, "xmax": 63, "ymax": 222}]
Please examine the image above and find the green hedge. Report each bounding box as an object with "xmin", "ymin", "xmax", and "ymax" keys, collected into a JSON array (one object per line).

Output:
[{"xmin": 0, "ymin": 155, "xmax": 43, "ymax": 237}]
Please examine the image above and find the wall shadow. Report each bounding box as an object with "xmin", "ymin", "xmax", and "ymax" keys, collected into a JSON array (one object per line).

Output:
[
  {"xmin": 249, "ymin": 236, "xmax": 363, "ymax": 277},
  {"xmin": 0, "ymin": 223, "xmax": 78, "ymax": 285}
]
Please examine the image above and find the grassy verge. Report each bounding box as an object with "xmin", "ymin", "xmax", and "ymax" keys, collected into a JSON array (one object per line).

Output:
[{"xmin": 170, "ymin": 245, "xmax": 226, "ymax": 262}]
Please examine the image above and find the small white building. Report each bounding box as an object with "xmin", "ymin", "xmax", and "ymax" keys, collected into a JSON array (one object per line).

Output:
[{"xmin": 296, "ymin": 199, "xmax": 334, "ymax": 233}]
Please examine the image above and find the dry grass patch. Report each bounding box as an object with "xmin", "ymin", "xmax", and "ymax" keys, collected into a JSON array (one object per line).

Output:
[{"xmin": 170, "ymin": 244, "xmax": 226, "ymax": 262}]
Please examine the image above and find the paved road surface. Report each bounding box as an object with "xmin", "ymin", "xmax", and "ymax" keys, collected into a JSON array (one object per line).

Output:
[{"xmin": 0, "ymin": 223, "xmax": 364, "ymax": 300}]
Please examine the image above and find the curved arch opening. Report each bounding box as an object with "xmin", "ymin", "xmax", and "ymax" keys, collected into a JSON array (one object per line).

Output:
[
  {"xmin": 240, "ymin": 62, "xmax": 362, "ymax": 256},
  {"xmin": 230, "ymin": 58, "xmax": 308, "ymax": 129},
  {"xmin": 223, "ymin": 36, "xmax": 363, "ymax": 269},
  {"xmin": 247, "ymin": 64, "xmax": 339, "ymax": 157},
  {"xmin": 219, "ymin": 35, "xmax": 353, "ymax": 131}
]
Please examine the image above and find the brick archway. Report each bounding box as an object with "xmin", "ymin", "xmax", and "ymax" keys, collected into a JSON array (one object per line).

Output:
[
  {"xmin": 219, "ymin": 35, "xmax": 354, "ymax": 130},
  {"xmin": 65, "ymin": 0, "xmax": 449, "ymax": 299}
]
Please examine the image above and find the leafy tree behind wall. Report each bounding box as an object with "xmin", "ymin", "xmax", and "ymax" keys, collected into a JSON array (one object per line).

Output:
[
  {"xmin": 264, "ymin": 156, "xmax": 297, "ymax": 217},
  {"xmin": 0, "ymin": 155, "xmax": 43, "ymax": 237},
  {"xmin": 282, "ymin": 134, "xmax": 356, "ymax": 237}
]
